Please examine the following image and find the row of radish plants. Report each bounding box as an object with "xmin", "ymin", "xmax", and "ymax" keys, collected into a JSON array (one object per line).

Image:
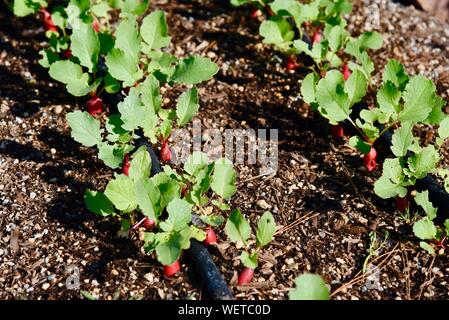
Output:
[
  {"xmin": 11, "ymin": 0, "xmax": 448, "ymax": 300},
  {"xmin": 9, "ymin": 0, "xmax": 303, "ymax": 297},
  {"xmin": 232, "ymin": 0, "xmax": 449, "ymax": 255}
]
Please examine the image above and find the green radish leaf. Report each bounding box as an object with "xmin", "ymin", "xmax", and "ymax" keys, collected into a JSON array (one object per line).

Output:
[
  {"xmin": 135, "ymin": 178, "xmax": 160, "ymax": 222},
  {"xmin": 212, "ymin": 199, "xmax": 230, "ymax": 211},
  {"xmin": 91, "ymin": 2, "xmax": 110, "ymax": 17},
  {"xmin": 414, "ymin": 191, "xmax": 437, "ymax": 220},
  {"xmin": 38, "ymin": 48, "xmax": 60, "ymax": 68},
  {"xmin": 176, "ymin": 87, "xmax": 199, "ymax": 126},
  {"xmin": 240, "ymin": 251, "xmax": 258, "ymax": 269},
  {"xmin": 224, "ymin": 209, "xmax": 251, "ymax": 244},
  {"xmin": 438, "ymin": 116, "xmax": 449, "ymax": 140},
  {"xmin": 141, "ymin": 108, "xmax": 158, "ymax": 143},
  {"xmin": 70, "ymin": 22, "xmax": 99, "ymax": 72},
  {"xmin": 187, "ymin": 164, "xmax": 214, "ymax": 205},
  {"xmin": 270, "ymin": 0, "xmax": 301, "ymax": 17},
  {"xmin": 356, "ymin": 52, "xmax": 375, "ymax": 79},
  {"xmin": 151, "ymin": 173, "xmax": 181, "ymax": 209},
  {"xmin": 105, "ymin": 114, "xmax": 128, "ymax": 142},
  {"xmin": 105, "ymin": 48, "xmax": 143, "ymax": 87},
  {"xmin": 190, "ymin": 225, "xmax": 206, "ymax": 242},
  {"xmin": 159, "ymin": 198, "xmax": 192, "ymax": 232},
  {"xmin": 325, "ymin": 0, "xmax": 352, "ymax": 15},
  {"xmin": 259, "ymin": 16, "xmax": 294, "ymax": 51},
  {"xmin": 155, "ymin": 233, "xmax": 183, "ymax": 266},
  {"xmin": 316, "ymin": 70, "xmax": 350, "ymax": 124},
  {"xmin": 399, "ymin": 75, "xmax": 436, "ymax": 122},
  {"xmin": 147, "ymin": 51, "xmax": 177, "ymax": 77},
  {"xmin": 289, "ymin": 273, "xmax": 329, "ymax": 300},
  {"xmin": 291, "ymin": 1, "xmax": 319, "ymax": 25},
  {"xmin": 413, "ymin": 217, "xmax": 437, "ymax": 240},
  {"xmin": 344, "ymin": 69, "xmax": 367, "ymax": 105},
  {"xmin": 407, "ymin": 145, "xmax": 440, "ymax": 179},
  {"xmin": 13, "ymin": 0, "xmax": 42, "ymax": 16},
  {"xmin": 382, "ymin": 59, "xmax": 408, "ymax": 90},
  {"xmin": 84, "ymin": 189, "xmax": 115, "ymax": 216},
  {"xmin": 301, "ymin": 73, "xmax": 319, "ymax": 104},
  {"xmin": 327, "ymin": 25, "xmax": 348, "ymax": 52},
  {"xmin": 390, "ymin": 121, "xmax": 414, "ymax": 157},
  {"xmin": 348, "ymin": 136, "xmax": 371, "ymax": 154},
  {"xmin": 140, "ymin": 75, "xmax": 161, "ymax": 114},
  {"xmin": 115, "ymin": 16, "xmax": 140, "ymax": 62},
  {"xmin": 172, "ymin": 55, "xmax": 218, "ymax": 85},
  {"xmin": 419, "ymin": 241, "xmax": 435, "ymax": 254},
  {"xmin": 141, "ymin": 10, "xmax": 171, "ymax": 50},
  {"xmin": 143, "ymin": 232, "xmax": 157, "ymax": 253},
  {"xmin": 118, "ymin": 88, "xmax": 144, "ymax": 131},
  {"xmin": 374, "ymin": 158, "xmax": 407, "ymax": 199},
  {"xmin": 444, "ymin": 219, "xmax": 449, "ymax": 236},
  {"xmin": 129, "ymin": 146, "xmax": 152, "ymax": 181},
  {"xmin": 184, "ymin": 151, "xmax": 209, "ymax": 176},
  {"xmin": 121, "ymin": 0, "xmax": 149, "ymax": 15},
  {"xmin": 211, "ymin": 157, "xmax": 237, "ymax": 199},
  {"xmin": 377, "ymin": 81, "xmax": 401, "ymax": 115},
  {"xmin": 425, "ymin": 96, "xmax": 446, "ymax": 125},
  {"xmin": 49, "ymin": 60, "xmax": 93, "ymax": 96},
  {"xmin": 66, "ymin": 111, "xmax": 103, "ymax": 147},
  {"xmin": 104, "ymin": 73, "xmax": 120, "ymax": 94},
  {"xmin": 80, "ymin": 290, "xmax": 98, "ymax": 300},
  {"xmin": 230, "ymin": 0, "xmax": 248, "ymax": 5},
  {"xmin": 98, "ymin": 32, "xmax": 115, "ymax": 55},
  {"xmin": 199, "ymin": 215, "xmax": 225, "ymax": 227},
  {"xmin": 98, "ymin": 143, "xmax": 123, "ymax": 168},
  {"xmin": 357, "ymin": 31, "xmax": 383, "ymax": 50},
  {"xmin": 256, "ymin": 211, "xmax": 276, "ymax": 248},
  {"xmin": 104, "ymin": 174, "xmax": 137, "ymax": 212}
]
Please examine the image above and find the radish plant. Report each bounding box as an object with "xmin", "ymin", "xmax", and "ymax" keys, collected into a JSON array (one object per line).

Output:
[
  {"xmin": 289, "ymin": 273, "xmax": 329, "ymax": 300},
  {"xmin": 224, "ymin": 209, "xmax": 276, "ymax": 285},
  {"xmin": 233, "ymin": 0, "xmax": 382, "ymax": 74},
  {"xmin": 137, "ymin": 152, "xmax": 236, "ymax": 269},
  {"xmin": 13, "ymin": 2, "xmax": 243, "ymax": 274},
  {"xmin": 301, "ymin": 59, "xmax": 446, "ymax": 171},
  {"xmin": 374, "ymin": 119, "xmax": 449, "ymax": 254}
]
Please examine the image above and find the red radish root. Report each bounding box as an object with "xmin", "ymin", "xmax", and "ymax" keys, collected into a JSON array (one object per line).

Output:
[
  {"xmin": 250, "ymin": 8, "xmax": 261, "ymax": 19},
  {"xmin": 160, "ymin": 140, "xmax": 171, "ymax": 163},
  {"xmin": 40, "ymin": 9, "xmax": 57, "ymax": 32},
  {"xmin": 342, "ymin": 63, "xmax": 351, "ymax": 80},
  {"xmin": 203, "ymin": 227, "xmax": 217, "ymax": 245},
  {"xmin": 312, "ymin": 31, "xmax": 321, "ymax": 44},
  {"xmin": 132, "ymin": 217, "xmax": 155, "ymax": 230},
  {"xmin": 286, "ymin": 55, "xmax": 299, "ymax": 71},
  {"xmin": 330, "ymin": 124, "xmax": 344, "ymax": 139},
  {"xmin": 87, "ymin": 95, "xmax": 103, "ymax": 115},
  {"xmin": 92, "ymin": 20, "xmax": 100, "ymax": 33},
  {"xmin": 122, "ymin": 154, "xmax": 130, "ymax": 176},
  {"xmin": 364, "ymin": 147, "xmax": 377, "ymax": 172},
  {"xmin": 62, "ymin": 49, "xmax": 71, "ymax": 59},
  {"xmin": 395, "ymin": 195, "xmax": 410, "ymax": 213},
  {"xmin": 142, "ymin": 217, "xmax": 155, "ymax": 230},
  {"xmin": 238, "ymin": 267, "xmax": 254, "ymax": 285},
  {"xmin": 163, "ymin": 260, "xmax": 180, "ymax": 277}
]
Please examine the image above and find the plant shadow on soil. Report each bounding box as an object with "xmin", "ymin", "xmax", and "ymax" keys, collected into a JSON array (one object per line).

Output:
[{"xmin": 0, "ymin": 4, "xmax": 78, "ymax": 117}]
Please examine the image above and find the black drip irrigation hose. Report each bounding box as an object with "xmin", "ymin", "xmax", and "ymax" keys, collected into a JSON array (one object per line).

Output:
[{"xmin": 135, "ymin": 135, "xmax": 235, "ymax": 300}]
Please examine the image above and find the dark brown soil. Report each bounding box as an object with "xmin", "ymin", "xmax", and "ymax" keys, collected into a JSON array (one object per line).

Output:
[{"xmin": 1, "ymin": 0, "xmax": 449, "ymax": 300}]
